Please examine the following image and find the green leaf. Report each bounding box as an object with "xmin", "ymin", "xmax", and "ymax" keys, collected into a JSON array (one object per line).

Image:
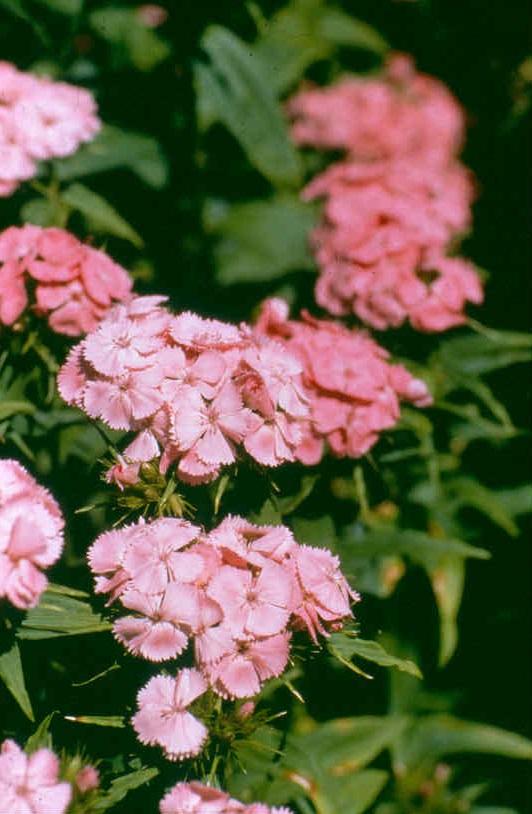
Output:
[
  {"xmin": 291, "ymin": 515, "xmax": 336, "ymax": 550},
  {"xmin": 397, "ymin": 715, "xmax": 532, "ymax": 770},
  {"xmin": 433, "ymin": 331, "xmax": 532, "ymax": 380},
  {"xmin": 61, "ymin": 183, "xmax": 144, "ymax": 247},
  {"xmin": 339, "ymin": 527, "xmax": 490, "ymax": 575},
  {"xmin": 319, "ymin": 9, "xmax": 389, "ymax": 53},
  {"xmin": 64, "ymin": 714, "xmax": 125, "ymax": 727},
  {"xmin": 328, "ymin": 633, "xmax": 422, "ymax": 679},
  {"xmin": 494, "ymin": 484, "xmax": 532, "ymax": 518},
  {"xmin": 445, "ymin": 476, "xmax": 519, "ymax": 537},
  {"xmin": 53, "ymin": 125, "xmax": 168, "ymax": 188},
  {"xmin": 0, "ymin": 641, "xmax": 34, "ymax": 721},
  {"xmin": 205, "ymin": 195, "xmax": 317, "ymax": 285},
  {"xmin": 17, "ymin": 590, "xmax": 112, "ymax": 639},
  {"xmin": 285, "ymin": 716, "xmax": 407, "ymax": 776},
  {"xmin": 0, "ymin": 0, "xmax": 50, "ymax": 44},
  {"xmin": 196, "ymin": 25, "xmax": 303, "ymax": 188},
  {"xmin": 316, "ymin": 770, "xmax": 389, "ymax": 814},
  {"xmin": 252, "ymin": 0, "xmax": 388, "ymax": 95},
  {"xmin": 90, "ymin": 8, "xmax": 170, "ymax": 71},
  {"xmin": 25, "ymin": 713, "xmax": 55, "ymax": 752},
  {"xmin": 429, "ymin": 556, "xmax": 465, "ymax": 666},
  {"xmin": 93, "ymin": 767, "xmax": 159, "ymax": 812},
  {"xmin": 21, "ymin": 197, "xmax": 69, "ymax": 228},
  {"xmin": 0, "ymin": 400, "xmax": 36, "ymax": 421},
  {"xmin": 35, "ymin": 0, "xmax": 83, "ymax": 13}
]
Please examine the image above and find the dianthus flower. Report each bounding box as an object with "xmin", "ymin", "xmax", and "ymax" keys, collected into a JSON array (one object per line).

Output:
[
  {"xmin": 254, "ymin": 299, "xmax": 432, "ymax": 463},
  {"xmin": 0, "ymin": 61, "xmax": 100, "ymax": 196},
  {"xmin": 132, "ymin": 670, "xmax": 209, "ymax": 760},
  {"xmin": 0, "ymin": 739, "xmax": 72, "ymax": 814},
  {"xmin": 0, "ymin": 459, "xmax": 65, "ymax": 609},
  {"xmin": 90, "ymin": 514, "xmax": 357, "ymax": 757},
  {"xmin": 159, "ymin": 782, "xmax": 294, "ymax": 814},
  {"xmin": 58, "ymin": 297, "xmax": 309, "ymax": 484},
  {"xmin": 304, "ymin": 159, "xmax": 482, "ymax": 331},
  {"xmin": 0, "ymin": 226, "xmax": 133, "ymax": 335},
  {"xmin": 287, "ymin": 53, "xmax": 464, "ymax": 165}
]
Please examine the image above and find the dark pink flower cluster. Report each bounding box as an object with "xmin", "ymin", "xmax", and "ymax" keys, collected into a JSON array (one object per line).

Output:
[
  {"xmin": 254, "ymin": 298, "xmax": 432, "ymax": 464},
  {"xmin": 88, "ymin": 515, "xmax": 356, "ymax": 759},
  {"xmin": 58, "ymin": 297, "xmax": 309, "ymax": 484},
  {"xmin": 0, "ymin": 62, "xmax": 100, "ymax": 196},
  {"xmin": 0, "ymin": 459, "xmax": 64, "ymax": 609},
  {"xmin": 160, "ymin": 782, "xmax": 293, "ymax": 814},
  {"xmin": 0, "ymin": 226, "xmax": 133, "ymax": 336},
  {"xmin": 0, "ymin": 740, "xmax": 72, "ymax": 814},
  {"xmin": 287, "ymin": 54, "xmax": 484, "ymax": 332}
]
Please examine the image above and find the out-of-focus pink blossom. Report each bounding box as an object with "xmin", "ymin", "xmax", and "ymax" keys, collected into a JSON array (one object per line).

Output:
[
  {"xmin": 0, "ymin": 739, "xmax": 72, "ymax": 814},
  {"xmin": 254, "ymin": 299, "xmax": 432, "ymax": 463},
  {"xmin": 132, "ymin": 670, "xmax": 208, "ymax": 760},
  {"xmin": 287, "ymin": 53, "xmax": 465, "ymax": 165},
  {"xmin": 159, "ymin": 783, "xmax": 294, "ymax": 814},
  {"xmin": 0, "ymin": 226, "xmax": 133, "ymax": 335},
  {"xmin": 0, "ymin": 62, "xmax": 100, "ymax": 195},
  {"xmin": 0, "ymin": 459, "xmax": 65, "ymax": 609},
  {"xmin": 74, "ymin": 765, "xmax": 99, "ymax": 793},
  {"xmin": 59, "ymin": 301, "xmax": 309, "ymax": 483},
  {"xmin": 303, "ymin": 159, "xmax": 482, "ymax": 331},
  {"xmin": 137, "ymin": 4, "xmax": 168, "ymax": 27}
]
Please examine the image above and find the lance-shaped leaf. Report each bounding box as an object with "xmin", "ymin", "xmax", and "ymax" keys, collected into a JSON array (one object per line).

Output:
[
  {"xmin": 445, "ymin": 476, "xmax": 519, "ymax": 537},
  {"xmin": 328, "ymin": 633, "xmax": 422, "ymax": 679},
  {"xmin": 205, "ymin": 195, "xmax": 317, "ymax": 285},
  {"xmin": 196, "ymin": 26, "xmax": 303, "ymax": 188},
  {"xmin": 0, "ymin": 641, "xmax": 34, "ymax": 720},
  {"xmin": 53, "ymin": 125, "xmax": 168, "ymax": 188},
  {"xmin": 17, "ymin": 587, "xmax": 112, "ymax": 639},
  {"xmin": 90, "ymin": 8, "xmax": 170, "ymax": 71},
  {"xmin": 92, "ymin": 767, "xmax": 159, "ymax": 813},
  {"xmin": 429, "ymin": 556, "xmax": 465, "ymax": 666},
  {"xmin": 61, "ymin": 183, "xmax": 144, "ymax": 247},
  {"xmin": 313, "ymin": 770, "xmax": 389, "ymax": 814},
  {"xmin": 394, "ymin": 715, "xmax": 532, "ymax": 772}
]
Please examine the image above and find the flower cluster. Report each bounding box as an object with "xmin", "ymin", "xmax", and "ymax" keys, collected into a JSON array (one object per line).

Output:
[
  {"xmin": 288, "ymin": 54, "xmax": 484, "ymax": 331},
  {"xmin": 0, "ymin": 459, "xmax": 64, "ymax": 609},
  {"xmin": 0, "ymin": 62, "xmax": 100, "ymax": 196},
  {"xmin": 58, "ymin": 297, "xmax": 309, "ymax": 484},
  {"xmin": 254, "ymin": 298, "xmax": 432, "ymax": 464},
  {"xmin": 0, "ymin": 225, "xmax": 133, "ymax": 336},
  {"xmin": 0, "ymin": 739, "xmax": 72, "ymax": 814},
  {"xmin": 159, "ymin": 782, "xmax": 293, "ymax": 814},
  {"xmin": 88, "ymin": 515, "xmax": 356, "ymax": 759}
]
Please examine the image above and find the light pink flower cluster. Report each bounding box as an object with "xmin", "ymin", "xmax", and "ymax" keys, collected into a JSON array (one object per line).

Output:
[
  {"xmin": 0, "ymin": 459, "xmax": 64, "ymax": 609},
  {"xmin": 288, "ymin": 54, "xmax": 484, "ymax": 331},
  {"xmin": 254, "ymin": 298, "xmax": 432, "ymax": 464},
  {"xmin": 160, "ymin": 782, "xmax": 293, "ymax": 814},
  {"xmin": 0, "ymin": 739, "xmax": 72, "ymax": 814},
  {"xmin": 0, "ymin": 62, "xmax": 100, "ymax": 197},
  {"xmin": 0, "ymin": 225, "xmax": 133, "ymax": 336},
  {"xmin": 287, "ymin": 53, "xmax": 464, "ymax": 164},
  {"xmin": 88, "ymin": 515, "xmax": 356, "ymax": 759},
  {"xmin": 58, "ymin": 297, "xmax": 309, "ymax": 484}
]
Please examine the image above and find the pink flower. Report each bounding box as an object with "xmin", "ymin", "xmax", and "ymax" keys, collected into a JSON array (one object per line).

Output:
[
  {"xmin": 74, "ymin": 765, "xmax": 99, "ymax": 793},
  {"xmin": 159, "ymin": 782, "xmax": 242, "ymax": 814},
  {"xmin": 0, "ymin": 460, "xmax": 65, "ymax": 609},
  {"xmin": 0, "ymin": 226, "xmax": 133, "ymax": 336},
  {"xmin": 254, "ymin": 300, "xmax": 432, "ymax": 463},
  {"xmin": 0, "ymin": 62, "xmax": 100, "ymax": 196},
  {"xmin": 137, "ymin": 4, "xmax": 168, "ymax": 28},
  {"xmin": 287, "ymin": 53, "xmax": 465, "ymax": 165},
  {"xmin": 59, "ymin": 301, "xmax": 309, "ymax": 482},
  {"xmin": 292, "ymin": 545, "xmax": 358, "ymax": 642},
  {"xmin": 207, "ymin": 562, "xmax": 293, "ymax": 638},
  {"xmin": 205, "ymin": 632, "xmax": 291, "ymax": 699},
  {"xmin": 132, "ymin": 669, "xmax": 208, "ymax": 760},
  {"xmin": 0, "ymin": 739, "xmax": 72, "ymax": 814}
]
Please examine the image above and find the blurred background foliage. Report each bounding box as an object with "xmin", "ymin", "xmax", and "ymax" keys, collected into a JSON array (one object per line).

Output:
[{"xmin": 0, "ymin": 0, "xmax": 531, "ymax": 812}]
